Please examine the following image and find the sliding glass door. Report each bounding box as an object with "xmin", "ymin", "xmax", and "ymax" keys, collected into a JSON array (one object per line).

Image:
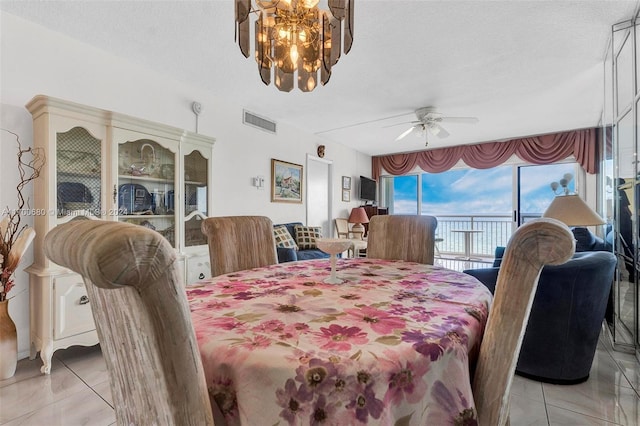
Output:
[
  {"xmin": 516, "ymin": 163, "xmax": 578, "ymax": 225},
  {"xmin": 379, "ymin": 162, "xmax": 580, "ymax": 259}
]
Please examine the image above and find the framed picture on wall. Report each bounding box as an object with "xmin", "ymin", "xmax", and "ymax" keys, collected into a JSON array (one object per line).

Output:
[
  {"xmin": 342, "ymin": 176, "xmax": 351, "ymax": 190},
  {"xmin": 342, "ymin": 189, "xmax": 351, "ymax": 202},
  {"xmin": 271, "ymin": 159, "xmax": 303, "ymax": 203}
]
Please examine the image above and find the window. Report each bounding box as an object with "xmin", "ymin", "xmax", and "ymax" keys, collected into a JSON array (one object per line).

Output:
[
  {"xmin": 380, "ymin": 174, "xmax": 418, "ymax": 214},
  {"xmin": 421, "ymin": 166, "xmax": 512, "ymax": 216}
]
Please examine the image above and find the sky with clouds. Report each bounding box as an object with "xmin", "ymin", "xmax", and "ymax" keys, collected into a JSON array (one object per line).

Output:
[{"xmin": 385, "ymin": 163, "xmax": 577, "ymax": 217}]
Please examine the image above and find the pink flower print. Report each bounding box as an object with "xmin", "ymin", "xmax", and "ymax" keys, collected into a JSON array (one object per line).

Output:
[
  {"xmin": 401, "ymin": 330, "xmax": 444, "ymax": 361},
  {"xmin": 429, "ymin": 380, "xmax": 477, "ymax": 426},
  {"xmin": 252, "ymin": 319, "xmax": 286, "ymax": 334},
  {"xmin": 209, "ymin": 316, "xmax": 245, "ymax": 331},
  {"xmin": 253, "ymin": 294, "xmax": 339, "ymax": 323},
  {"xmin": 279, "ymin": 322, "xmax": 310, "ymax": 341},
  {"xmin": 398, "ymin": 279, "xmax": 428, "ymax": 288},
  {"xmin": 276, "ymin": 378, "xmax": 313, "ymax": 425},
  {"xmin": 203, "ymin": 300, "xmax": 237, "ymax": 311},
  {"xmin": 346, "ymin": 383, "xmax": 384, "ymax": 423},
  {"xmin": 259, "ymin": 285, "xmax": 294, "ymax": 297},
  {"xmin": 185, "ymin": 287, "xmax": 216, "ymax": 298},
  {"xmin": 382, "ymin": 359, "xmax": 429, "ymax": 405},
  {"xmin": 295, "ymin": 358, "xmax": 338, "ymax": 394},
  {"xmin": 344, "ymin": 306, "xmax": 406, "ymax": 335},
  {"xmin": 309, "ymin": 394, "xmax": 338, "ymax": 425},
  {"xmin": 314, "ymin": 324, "xmax": 368, "ymax": 352},
  {"xmin": 217, "ymin": 282, "xmax": 252, "ymax": 294},
  {"xmin": 408, "ymin": 306, "xmax": 438, "ymax": 323},
  {"xmin": 240, "ymin": 334, "xmax": 272, "ymax": 350}
]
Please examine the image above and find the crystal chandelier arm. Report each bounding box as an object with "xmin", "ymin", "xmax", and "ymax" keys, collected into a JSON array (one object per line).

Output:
[
  {"xmin": 321, "ymin": 13, "xmax": 333, "ymax": 85},
  {"xmin": 235, "ymin": 0, "xmax": 252, "ymax": 58},
  {"xmin": 328, "ymin": 0, "xmax": 353, "ymax": 54},
  {"xmin": 255, "ymin": 16, "xmax": 272, "ymax": 85},
  {"xmin": 344, "ymin": 0, "xmax": 354, "ymax": 53},
  {"xmin": 328, "ymin": 0, "xmax": 347, "ymax": 19}
]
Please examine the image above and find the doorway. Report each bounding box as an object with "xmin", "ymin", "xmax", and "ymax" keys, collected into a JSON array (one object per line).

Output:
[{"xmin": 306, "ymin": 155, "xmax": 333, "ymax": 237}]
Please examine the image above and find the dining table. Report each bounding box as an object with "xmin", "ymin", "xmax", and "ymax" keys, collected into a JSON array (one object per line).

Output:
[{"xmin": 187, "ymin": 257, "xmax": 492, "ymax": 425}]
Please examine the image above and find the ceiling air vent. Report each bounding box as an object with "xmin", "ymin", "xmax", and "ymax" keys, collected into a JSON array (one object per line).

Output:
[{"xmin": 243, "ymin": 110, "xmax": 277, "ymax": 134}]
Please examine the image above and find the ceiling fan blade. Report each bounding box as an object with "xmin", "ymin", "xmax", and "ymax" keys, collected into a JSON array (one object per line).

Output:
[
  {"xmin": 395, "ymin": 125, "xmax": 418, "ymax": 141},
  {"xmin": 429, "ymin": 124, "xmax": 450, "ymax": 138},
  {"xmin": 383, "ymin": 120, "xmax": 420, "ymax": 128},
  {"xmin": 439, "ymin": 117, "xmax": 479, "ymax": 124}
]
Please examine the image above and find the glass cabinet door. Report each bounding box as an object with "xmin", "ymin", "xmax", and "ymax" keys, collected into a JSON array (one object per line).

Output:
[
  {"xmin": 184, "ymin": 150, "xmax": 209, "ymax": 247},
  {"xmin": 56, "ymin": 127, "xmax": 102, "ymax": 219},
  {"xmin": 184, "ymin": 149, "xmax": 208, "ymax": 248},
  {"xmin": 117, "ymin": 138, "xmax": 177, "ymax": 247}
]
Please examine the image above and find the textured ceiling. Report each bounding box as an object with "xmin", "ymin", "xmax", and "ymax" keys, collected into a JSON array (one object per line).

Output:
[{"xmin": 1, "ymin": 0, "xmax": 638, "ymax": 156}]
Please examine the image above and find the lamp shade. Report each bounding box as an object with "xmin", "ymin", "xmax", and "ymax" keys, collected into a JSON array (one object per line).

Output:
[
  {"xmin": 348, "ymin": 207, "xmax": 370, "ymax": 224},
  {"xmin": 542, "ymin": 194, "xmax": 605, "ymax": 226}
]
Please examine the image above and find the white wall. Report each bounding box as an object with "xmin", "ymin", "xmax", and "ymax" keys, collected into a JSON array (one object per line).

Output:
[{"xmin": 1, "ymin": 12, "xmax": 371, "ymax": 359}]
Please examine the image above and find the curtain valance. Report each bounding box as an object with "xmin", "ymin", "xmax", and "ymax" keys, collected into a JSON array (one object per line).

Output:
[{"xmin": 372, "ymin": 128, "xmax": 599, "ymax": 180}]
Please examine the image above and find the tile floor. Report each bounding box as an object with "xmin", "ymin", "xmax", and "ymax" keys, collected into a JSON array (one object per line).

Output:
[{"xmin": 0, "ymin": 334, "xmax": 638, "ymax": 425}]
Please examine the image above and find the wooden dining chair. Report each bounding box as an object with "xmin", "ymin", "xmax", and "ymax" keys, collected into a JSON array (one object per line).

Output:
[
  {"xmin": 334, "ymin": 217, "xmax": 351, "ymax": 238},
  {"xmin": 43, "ymin": 220, "xmax": 214, "ymax": 426},
  {"xmin": 201, "ymin": 215, "xmax": 278, "ymax": 276},
  {"xmin": 366, "ymin": 214, "xmax": 438, "ymax": 264},
  {"xmin": 472, "ymin": 218, "xmax": 574, "ymax": 425}
]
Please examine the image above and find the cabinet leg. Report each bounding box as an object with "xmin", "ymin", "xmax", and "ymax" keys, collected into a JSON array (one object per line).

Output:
[{"xmin": 40, "ymin": 340, "xmax": 53, "ymax": 374}]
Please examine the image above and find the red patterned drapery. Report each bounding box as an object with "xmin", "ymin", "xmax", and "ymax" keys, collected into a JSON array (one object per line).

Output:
[{"xmin": 372, "ymin": 128, "xmax": 599, "ymax": 180}]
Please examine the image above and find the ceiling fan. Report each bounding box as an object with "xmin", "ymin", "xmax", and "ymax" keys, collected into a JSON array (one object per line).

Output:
[{"xmin": 390, "ymin": 107, "xmax": 479, "ymax": 145}]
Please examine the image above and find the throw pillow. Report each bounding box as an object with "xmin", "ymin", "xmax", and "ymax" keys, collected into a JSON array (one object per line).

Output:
[
  {"xmin": 273, "ymin": 225, "xmax": 298, "ymax": 250},
  {"xmin": 294, "ymin": 225, "xmax": 322, "ymax": 250}
]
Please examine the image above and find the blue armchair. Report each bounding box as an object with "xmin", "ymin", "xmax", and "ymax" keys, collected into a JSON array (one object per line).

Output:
[
  {"xmin": 464, "ymin": 251, "xmax": 616, "ymax": 384},
  {"xmin": 571, "ymin": 227, "xmax": 612, "ymax": 252}
]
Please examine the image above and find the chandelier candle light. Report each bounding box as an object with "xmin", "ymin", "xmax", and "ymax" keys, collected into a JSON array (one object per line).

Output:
[{"xmin": 235, "ymin": 0, "xmax": 354, "ymax": 92}]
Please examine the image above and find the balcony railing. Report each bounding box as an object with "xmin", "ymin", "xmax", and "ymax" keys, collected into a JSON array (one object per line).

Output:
[{"xmin": 432, "ymin": 214, "xmax": 541, "ymax": 259}]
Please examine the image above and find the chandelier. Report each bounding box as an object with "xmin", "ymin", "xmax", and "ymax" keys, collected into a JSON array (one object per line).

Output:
[{"xmin": 235, "ymin": 0, "xmax": 354, "ymax": 92}]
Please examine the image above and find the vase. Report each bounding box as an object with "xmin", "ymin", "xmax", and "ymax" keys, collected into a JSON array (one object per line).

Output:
[{"xmin": 0, "ymin": 299, "xmax": 17, "ymax": 380}]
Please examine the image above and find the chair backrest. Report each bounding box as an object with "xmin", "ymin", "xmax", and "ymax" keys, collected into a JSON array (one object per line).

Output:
[
  {"xmin": 366, "ymin": 215, "xmax": 437, "ymax": 264},
  {"xmin": 335, "ymin": 218, "xmax": 350, "ymax": 238},
  {"xmin": 201, "ymin": 215, "xmax": 278, "ymax": 276},
  {"xmin": 43, "ymin": 220, "xmax": 214, "ymax": 426},
  {"xmin": 472, "ymin": 218, "xmax": 574, "ymax": 425}
]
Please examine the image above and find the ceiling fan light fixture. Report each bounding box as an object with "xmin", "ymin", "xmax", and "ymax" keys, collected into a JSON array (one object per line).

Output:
[
  {"xmin": 235, "ymin": 0, "xmax": 354, "ymax": 92},
  {"xmin": 392, "ymin": 106, "xmax": 478, "ymax": 144}
]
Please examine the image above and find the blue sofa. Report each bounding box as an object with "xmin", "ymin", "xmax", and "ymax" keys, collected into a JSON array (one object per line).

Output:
[
  {"xmin": 274, "ymin": 222, "xmax": 330, "ymax": 263},
  {"xmin": 464, "ymin": 250, "xmax": 616, "ymax": 384}
]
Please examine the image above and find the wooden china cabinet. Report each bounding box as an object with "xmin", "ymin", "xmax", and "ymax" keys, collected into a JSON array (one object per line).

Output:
[
  {"xmin": 25, "ymin": 95, "xmax": 214, "ymax": 373},
  {"xmin": 362, "ymin": 205, "xmax": 388, "ymax": 236}
]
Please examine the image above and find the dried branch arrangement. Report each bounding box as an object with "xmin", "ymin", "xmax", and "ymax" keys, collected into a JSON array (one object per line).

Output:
[{"xmin": 0, "ymin": 129, "xmax": 45, "ymax": 301}]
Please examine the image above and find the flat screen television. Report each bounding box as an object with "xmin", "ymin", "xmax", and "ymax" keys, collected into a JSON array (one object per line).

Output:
[{"xmin": 359, "ymin": 176, "xmax": 377, "ymax": 203}]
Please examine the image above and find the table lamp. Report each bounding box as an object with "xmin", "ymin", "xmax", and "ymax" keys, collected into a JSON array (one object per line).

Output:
[
  {"xmin": 542, "ymin": 194, "xmax": 605, "ymax": 226},
  {"xmin": 348, "ymin": 207, "xmax": 370, "ymax": 237},
  {"xmin": 542, "ymin": 173, "xmax": 604, "ymax": 227}
]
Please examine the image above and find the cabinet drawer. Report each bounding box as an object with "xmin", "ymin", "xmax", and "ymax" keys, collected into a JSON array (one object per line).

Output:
[
  {"xmin": 54, "ymin": 274, "xmax": 96, "ymax": 340},
  {"xmin": 186, "ymin": 255, "xmax": 211, "ymax": 285}
]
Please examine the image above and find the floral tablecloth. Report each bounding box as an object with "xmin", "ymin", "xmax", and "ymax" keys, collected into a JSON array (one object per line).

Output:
[{"xmin": 187, "ymin": 258, "xmax": 492, "ymax": 425}]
